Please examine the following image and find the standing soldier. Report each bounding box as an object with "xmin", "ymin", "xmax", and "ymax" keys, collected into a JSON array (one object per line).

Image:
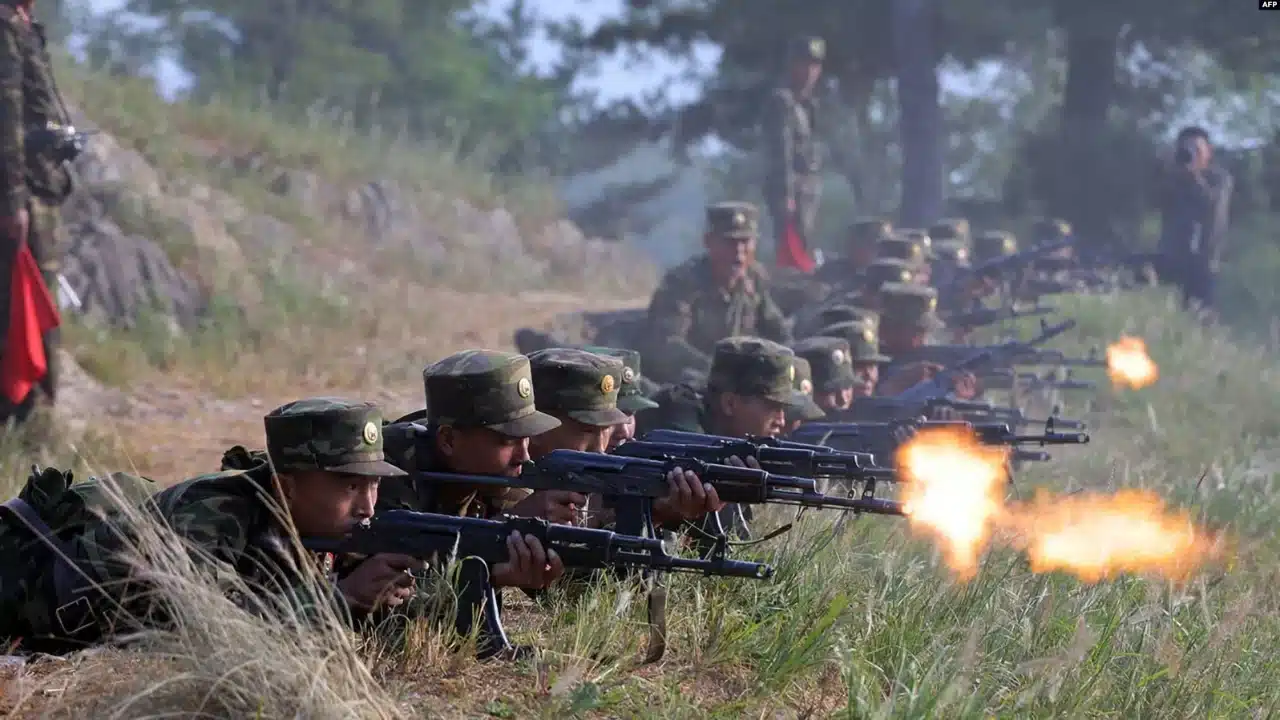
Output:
[
  {"xmin": 763, "ymin": 35, "xmax": 825, "ymax": 273},
  {"xmin": 0, "ymin": 0, "xmax": 76, "ymax": 416}
]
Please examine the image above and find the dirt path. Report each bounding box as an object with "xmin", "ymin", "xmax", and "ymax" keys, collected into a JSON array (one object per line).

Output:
[{"xmin": 59, "ymin": 290, "xmax": 647, "ymax": 482}]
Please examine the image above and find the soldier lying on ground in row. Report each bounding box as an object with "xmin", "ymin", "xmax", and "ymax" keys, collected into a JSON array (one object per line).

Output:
[{"xmin": 2, "ymin": 398, "xmax": 425, "ymax": 652}]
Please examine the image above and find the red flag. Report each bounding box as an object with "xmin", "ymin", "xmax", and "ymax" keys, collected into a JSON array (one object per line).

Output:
[
  {"xmin": 1, "ymin": 245, "xmax": 61, "ymax": 404},
  {"xmin": 776, "ymin": 219, "xmax": 816, "ymax": 273}
]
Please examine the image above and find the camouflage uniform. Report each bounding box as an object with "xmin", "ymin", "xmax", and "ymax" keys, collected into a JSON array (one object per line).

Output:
[
  {"xmin": 763, "ymin": 36, "xmax": 825, "ymax": 258},
  {"xmin": 581, "ymin": 345, "xmax": 660, "ymax": 415},
  {"xmin": 701, "ymin": 336, "xmax": 809, "ymax": 535},
  {"xmin": 528, "ymin": 348, "xmax": 629, "ymax": 428},
  {"xmin": 643, "ymin": 202, "xmax": 791, "ymax": 384},
  {"xmin": 795, "ymin": 302, "xmax": 878, "ymax": 340},
  {"xmin": 379, "ymin": 350, "xmax": 560, "ymax": 516},
  {"xmin": 58, "ymin": 398, "xmax": 403, "ymax": 648},
  {"xmin": 0, "ymin": 5, "xmax": 74, "ymax": 407}
]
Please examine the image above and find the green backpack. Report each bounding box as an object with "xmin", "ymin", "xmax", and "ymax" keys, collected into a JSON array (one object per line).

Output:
[{"xmin": 0, "ymin": 465, "xmax": 157, "ymax": 650}]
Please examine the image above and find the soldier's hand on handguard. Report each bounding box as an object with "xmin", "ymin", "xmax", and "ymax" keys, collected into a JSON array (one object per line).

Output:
[
  {"xmin": 509, "ymin": 490, "xmax": 588, "ymax": 525},
  {"xmin": 724, "ymin": 455, "xmax": 762, "ymax": 470},
  {"xmin": 653, "ymin": 467, "xmax": 725, "ymax": 524},
  {"xmin": 491, "ymin": 531, "xmax": 565, "ymax": 589},
  {"xmin": 878, "ymin": 361, "xmax": 944, "ymax": 396},
  {"xmin": 951, "ymin": 371, "xmax": 980, "ymax": 400},
  {"xmin": 337, "ymin": 553, "xmax": 426, "ymax": 612}
]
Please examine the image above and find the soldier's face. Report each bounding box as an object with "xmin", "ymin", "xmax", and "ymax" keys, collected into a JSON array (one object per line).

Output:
[
  {"xmin": 437, "ymin": 426, "xmax": 529, "ymax": 477},
  {"xmin": 814, "ymin": 387, "xmax": 853, "ymax": 411},
  {"xmin": 607, "ymin": 414, "xmax": 636, "ymax": 451},
  {"xmin": 718, "ymin": 393, "xmax": 787, "ymax": 437},
  {"xmin": 851, "ymin": 363, "xmax": 879, "ymax": 398},
  {"xmin": 529, "ymin": 415, "xmax": 613, "ymax": 458},
  {"xmin": 279, "ymin": 471, "xmax": 378, "ymax": 538},
  {"xmin": 705, "ymin": 234, "xmax": 754, "ymax": 279}
]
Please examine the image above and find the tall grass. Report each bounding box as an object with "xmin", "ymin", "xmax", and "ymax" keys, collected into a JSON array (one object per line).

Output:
[{"xmin": 4, "ymin": 287, "xmax": 1277, "ymax": 717}]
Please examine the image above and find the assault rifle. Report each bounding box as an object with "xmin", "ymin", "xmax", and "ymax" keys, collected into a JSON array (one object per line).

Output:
[
  {"xmin": 979, "ymin": 368, "xmax": 1096, "ymax": 393},
  {"xmin": 304, "ymin": 510, "xmax": 771, "ymax": 659},
  {"xmin": 790, "ymin": 417, "xmax": 1088, "ymax": 464},
  {"xmin": 944, "ymin": 302, "xmax": 1057, "ymax": 331},
  {"xmin": 414, "ymin": 447, "xmax": 905, "ymax": 538}
]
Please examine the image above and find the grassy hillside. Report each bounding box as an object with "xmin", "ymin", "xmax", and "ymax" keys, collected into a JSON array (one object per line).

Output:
[{"xmin": 4, "ymin": 287, "xmax": 1278, "ymax": 718}]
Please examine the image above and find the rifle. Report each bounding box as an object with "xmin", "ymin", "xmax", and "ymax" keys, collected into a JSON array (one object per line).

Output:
[
  {"xmin": 790, "ymin": 418, "xmax": 1089, "ymax": 464},
  {"xmin": 861, "ymin": 319, "xmax": 1076, "ymax": 422},
  {"xmin": 416, "ymin": 448, "xmax": 905, "ymax": 533},
  {"xmin": 944, "ymin": 302, "xmax": 1057, "ymax": 331},
  {"xmin": 26, "ymin": 122, "xmax": 96, "ymax": 164},
  {"xmin": 979, "ymin": 368, "xmax": 1097, "ymax": 393},
  {"xmin": 304, "ymin": 510, "xmax": 771, "ymax": 659},
  {"xmin": 1020, "ymin": 347, "xmax": 1108, "ymax": 369}
]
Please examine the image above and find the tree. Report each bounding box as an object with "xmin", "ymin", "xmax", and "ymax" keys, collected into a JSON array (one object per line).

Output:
[{"xmin": 106, "ymin": 0, "xmax": 572, "ymax": 164}]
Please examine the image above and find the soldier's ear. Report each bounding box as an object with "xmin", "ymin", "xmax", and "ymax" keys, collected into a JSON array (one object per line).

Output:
[
  {"xmin": 436, "ymin": 425, "xmax": 457, "ymax": 459},
  {"xmin": 716, "ymin": 390, "xmax": 738, "ymax": 418}
]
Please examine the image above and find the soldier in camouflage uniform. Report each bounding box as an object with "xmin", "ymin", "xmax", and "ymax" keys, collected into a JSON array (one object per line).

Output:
[
  {"xmin": 795, "ymin": 334, "xmax": 885, "ymax": 413},
  {"xmin": 56, "ymin": 398, "xmax": 420, "ymax": 648},
  {"xmin": 0, "ymin": 0, "xmax": 76, "ymax": 414},
  {"xmin": 763, "ymin": 35, "xmax": 825, "ymax": 268},
  {"xmin": 813, "ymin": 217, "xmax": 893, "ymax": 287},
  {"xmin": 643, "ymin": 202, "xmax": 791, "ymax": 385},
  {"xmin": 810, "ymin": 322, "xmax": 892, "ymax": 400},
  {"xmin": 783, "ymin": 356, "xmax": 826, "ymax": 434},
  {"xmin": 875, "ymin": 286, "xmax": 980, "ymax": 400},
  {"xmin": 928, "ymin": 218, "xmax": 970, "ymax": 248},
  {"xmin": 855, "ymin": 258, "xmax": 917, "ymax": 310},
  {"xmin": 579, "ymin": 345, "xmax": 660, "ymax": 451},
  {"xmin": 377, "ymin": 350, "xmax": 569, "ymax": 591}
]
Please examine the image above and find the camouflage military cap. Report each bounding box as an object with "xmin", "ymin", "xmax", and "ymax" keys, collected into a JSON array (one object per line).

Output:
[
  {"xmin": 1032, "ymin": 217, "xmax": 1072, "ymax": 242},
  {"xmin": 264, "ymin": 397, "xmax": 406, "ymax": 477},
  {"xmin": 876, "ymin": 236, "xmax": 926, "ymax": 265},
  {"xmin": 425, "ymin": 350, "xmax": 561, "ymax": 438},
  {"xmin": 580, "ymin": 345, "xmax": 660, "ymax": 414},
  {"xmin": 813, "ymin": 321, "xmax": 892, "ymax": 365},
  {"xmin": 706, "ymin": 201, "xmax": 759, "ymax": 238},
  {"xmin": 814, "ymin": 304, "xmax": 879, "ymax": 332},
  {"xmin": 897, "ymin": 229, "xmax": 935, "ymax": 258},
  {"xmin": 794, "ymin": 336, "xmax": 858, "ymax": 393},
  {"xmin": 528, "ymin": 348, "xmax": 630, "ymax": 427},
  {"xmin": 879, "ymin": 283, "xmax": 943, "ymax": 331},
  {"xmin": 707, "ymin": 336, "xmax": 808, "ymax": 409},
  {"xmin": 864, "ymin": 258, "xmax": 915, "ymax": 289},
  {"xmin": 789, "ymin": 357, "xmax": 826, "ymax": 421},
  {"xmin": 931, "ymin": 240, "xmax": 970, "ymax": 267},
  {"xmin": 850, "ymin": 217, "xmax": 894, "ymax": 244},
  {"xmin": 787, "ymin": 35, "xmax": 826, "ymax": 63},
  {"xmin": 974, "ymin": 230, "xmax": 1018, "ymax": 261},
  {"xmin": 928, "ymin": 218, "xmax": 971, "ymax": 244}
]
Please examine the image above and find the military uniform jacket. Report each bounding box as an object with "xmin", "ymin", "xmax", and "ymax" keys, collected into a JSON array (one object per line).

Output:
[
  {"xmin": 72, "ymin": 458, "xmax": 349, "ymax": 638},
  {"xmin": 379, "ymin": 422, "xmax": 510, "ymax": 518},
  {"xmin": 762, "ymin": 87, "xmax": 820, "ymax": 207},
  {"xmin": 644, "ymin": 256, "xmax": 792, "ymax": 384},
  {"xmin": 0, "ymin": 6, "xmax": 72, "ymax": 214}
]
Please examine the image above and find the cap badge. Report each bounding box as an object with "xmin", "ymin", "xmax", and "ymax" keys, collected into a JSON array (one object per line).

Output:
[
  {"xmin": 832, "ymin": 349, "xmax": 846, "ymax": 365},
  {"xmin": 362, "ymin": 421, "xmax": 379, "ymax": 445},
  {"xmin": 517, "ymin": 376, "xmax": 533, "ymax": 398},
  {"xmin": 800, "ymin": 379, "xmax": 813, "ymax": 395},
  {"xmin": 600, "ymin": 374, "xmax": 616, "ymax": 394},
  {"xmin": 621, "ymin": 366, "xmax": 636, "ymax": 383}
]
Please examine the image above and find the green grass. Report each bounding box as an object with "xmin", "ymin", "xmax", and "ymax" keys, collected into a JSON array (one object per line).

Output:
[{"xmin": 8, "ymin": 287, "xmax": 1278, "ymax": 718}]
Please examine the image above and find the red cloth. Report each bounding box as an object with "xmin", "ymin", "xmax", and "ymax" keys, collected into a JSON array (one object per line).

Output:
[
  {"xmin": 1, "ymin": 245, "xmax": 60, "ymax": 404},
  {"xmin": 776, "ymin": 219, "xmax": 816, "ymax": 273}
]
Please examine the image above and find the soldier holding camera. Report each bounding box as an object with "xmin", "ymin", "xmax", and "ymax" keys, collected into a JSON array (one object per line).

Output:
[
  {"xmin": 1157, "ymin": 126, "xmax": 1233, "ymax": 315},
  {"xmin": 0, "ymin": 0, "xmax": 78, "ymax": 414}
]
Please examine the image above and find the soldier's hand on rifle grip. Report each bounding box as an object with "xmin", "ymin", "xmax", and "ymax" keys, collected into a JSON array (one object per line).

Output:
[
  {"xmin": 654, "ymin": 467, "xmax": 725, "ymax": 524},
  {"xmin": 509, "ymin": 490, "xmax": 588, "ymax": 525},
  {"xmin": 1, "ymin": 208, "xmax": 29, "ymax": 247},
  {"xmin": 723, "ymin": 455, "xmax": 762, "ymax": 470},
  {"xmin": 492, "ymin": 531, "xmax": 564, "ymax": 589},
  {"xmin": 337, "ymin": 553, "xmax": 425, "ymax": 612}
]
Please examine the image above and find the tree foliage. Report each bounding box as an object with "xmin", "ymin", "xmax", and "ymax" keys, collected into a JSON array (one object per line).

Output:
[{"xmin": 100, "ymin": 0, "xmax": 574, "ymax": 163}]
